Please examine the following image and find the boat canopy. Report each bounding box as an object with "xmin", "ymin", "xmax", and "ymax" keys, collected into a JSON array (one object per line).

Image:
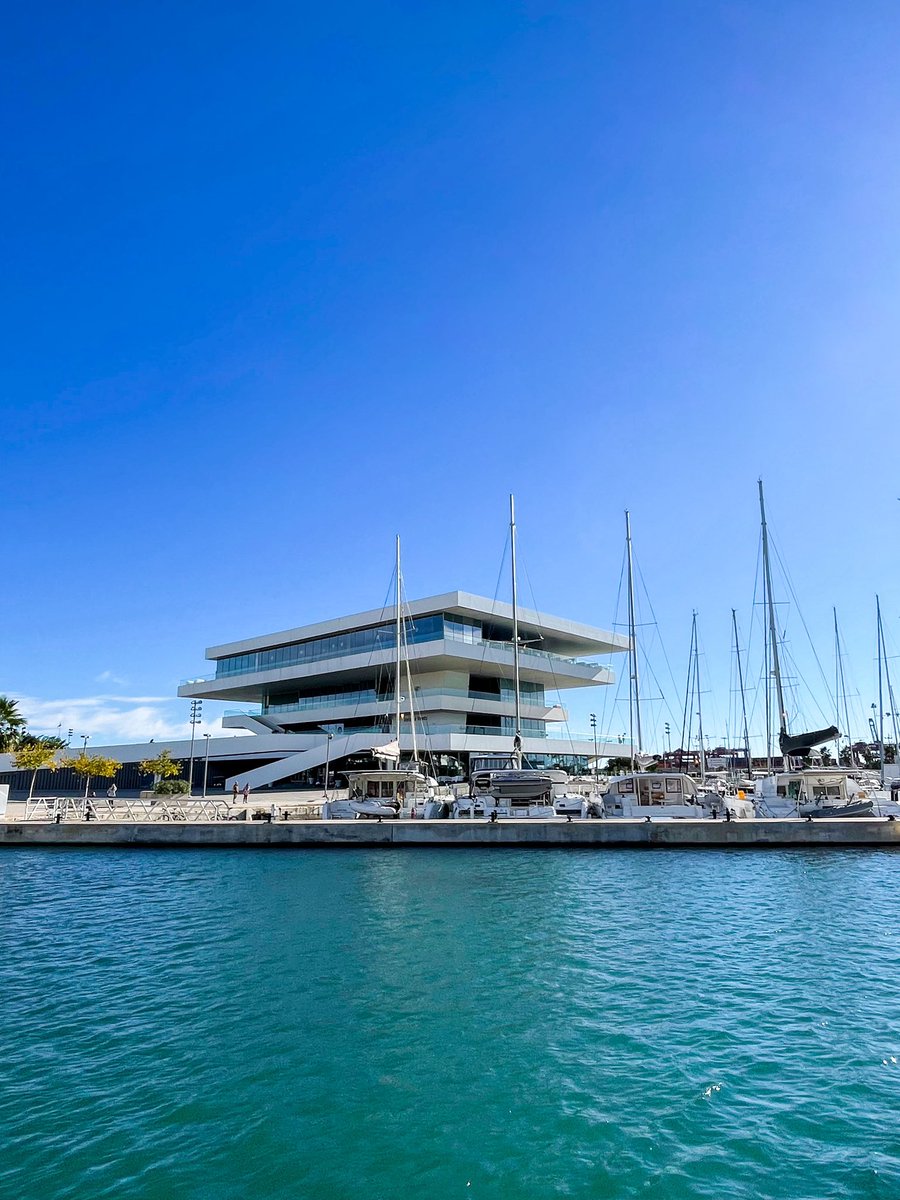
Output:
[
  {"xmin": 470, "ymin": 769, "xmax": 555, "ymax": 803},
  {"xmin": 343, "ymin": 767, "xmax": 432, "ymax": 800},
  {"xmin": 609, "ymin": 773, "xmax": 700, "ymax": 800},
  {"xmin": 758, "ymin": 769, "xmax": 849, "ymax": 802}
]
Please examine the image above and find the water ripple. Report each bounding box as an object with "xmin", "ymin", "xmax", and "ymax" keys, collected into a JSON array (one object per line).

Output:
[{"xmin": 1, "ymin": 847, "xmax": 899, "ymax": 1198}]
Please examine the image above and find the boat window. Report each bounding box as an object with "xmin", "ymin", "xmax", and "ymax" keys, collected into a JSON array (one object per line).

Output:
[
  {"xmin": 621, "ymin": 779, "xmax": 634, "ymax": 793},
  {"xmin": 788, "ymin": 780, "xmax": 801, "ymax": 799},
  {"xmin": 827, "ymin": 785, "xmax": 841, "ymax": 797},
  {"xmin": 776, "ymin": 786, "xmax": 786, "ymax": 797},
  {"xmin": 366, "ymin": 781, "xmax": 379, "ymax": 798},
  {"xmin": 381, "ymin": 782, "xmax": 395, "ymax": 799},
  {"xmin": 666, "ymin": 778, "xmax": 680, "ymax": 793}
]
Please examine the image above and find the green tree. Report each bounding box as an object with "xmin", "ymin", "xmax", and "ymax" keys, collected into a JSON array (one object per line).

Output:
[
  {"xmin": 138, "ymin": 749, "xmax": 181, "ymax": 785},
  {"xmin": 0, "ymin": 696, "xmax": 27, "ymax": 753},
  {"xmin": 70, "ymin": 752, "xmax": 122, "ymax": 798},
  {"xmin": 12, "ymin": 739, "xmax": 61, "ymax": 800},
  {"xmin": 17, "ymin": 733, "xmax": 66, "ymax": 752},
  {"xmin": 604, "ymin": 756, "xmax": 633, "ymax": 775}
]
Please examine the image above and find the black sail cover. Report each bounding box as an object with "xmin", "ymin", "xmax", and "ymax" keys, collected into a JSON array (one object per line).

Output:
[{"xmin": 778, "ymin": 725, "xmax": 840, "ymax": 757}]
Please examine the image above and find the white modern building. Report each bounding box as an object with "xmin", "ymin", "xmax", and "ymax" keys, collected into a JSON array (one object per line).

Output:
[
  {"xmin": 177, "ymin": 591, "xmax": 629, "ymax": 790},
  {"xmin": 0, "ymin": 592, "xmax": 631, "ymax": 797}
]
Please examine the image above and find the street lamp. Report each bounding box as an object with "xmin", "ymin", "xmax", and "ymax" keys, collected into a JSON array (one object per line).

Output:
[
  {"xmin": 79, "ymin": 735, "xmax": 90, "ymax": 798},
  {"xmin": 319, "ymin": 728, "xmax": 335, "ymax": 798},
  {"xmin": 589, "ymin": 713, "xmax": 598, "ymax": 791},
  {"xmin": 202, "ymin": 733, "xmax": 212, "ymax": 799},
  {"xmin": 664, "ymin": 722, "xmax": 671, "ymax": 755},
  {"xmin": 187, "ymin": 700, "xmax": 202, "ymax": 795}
]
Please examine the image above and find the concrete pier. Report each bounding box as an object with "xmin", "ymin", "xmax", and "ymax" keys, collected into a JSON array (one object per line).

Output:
[{"xmin": 1, "ymin": 818, "xmax": 900, "ymax": 849}]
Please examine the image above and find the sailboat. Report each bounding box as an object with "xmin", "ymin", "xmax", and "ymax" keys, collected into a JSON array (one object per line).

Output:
[
  {"xmin": 453, "ymin": 497, "xmax": 559, "ymax": 819},
  {"xmin": 325, "ymin": 537, "xmax": 448, "ymax": 820},
  {"xmin": 751, "ymin": 481, "xmax": 873, "ymax": 819},
  {"xmin": 604, "ymin": 548, "xmax": 754, "ymax": 820}
]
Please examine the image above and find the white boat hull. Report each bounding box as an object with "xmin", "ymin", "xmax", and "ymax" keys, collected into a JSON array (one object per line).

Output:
[{"xmin": 349, "ymin": 799, "xmax": 400, "ymax": 819}]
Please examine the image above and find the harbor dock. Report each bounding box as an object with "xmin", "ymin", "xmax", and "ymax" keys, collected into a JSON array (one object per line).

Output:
[{"xmin": 2, "ymin": 818, "xmax": 900, "ymax": 849}]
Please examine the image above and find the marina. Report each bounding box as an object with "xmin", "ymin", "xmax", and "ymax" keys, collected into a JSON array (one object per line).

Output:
[{"xmin": 6, "ymin": 9, "xmax": 900, "ymax": 1197}]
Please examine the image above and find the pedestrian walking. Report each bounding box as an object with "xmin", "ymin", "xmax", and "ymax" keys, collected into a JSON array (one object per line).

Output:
[
  {"xmin": 242, "ymin": 783, "xmax": 250, "ymax": 803},
  {"xmin": 232, "ymin": 782, "xmax": 239, "ymax": 802}
]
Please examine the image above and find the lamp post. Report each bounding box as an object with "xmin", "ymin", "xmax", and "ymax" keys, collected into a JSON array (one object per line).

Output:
[
  {"xmin": 321, "ymin": 730, "xmax": 335, "ymax": 798},
  {"xmin": 202, "ymin": 733, "xmax": 212, "ymax": 799},
  {"xmin": 664, "ymin": 722, "xmax": 671, "ymax": 756},
  {"xmin": 187, "ymin": 700, "xmax": 202, "ymax": 795},
  {"xmin": 80, "ymin": 735, "xmax": 90, "ymax": 798},
  {"xmin": 589, "ymin": 713, "xmax": 598, "ymax": 791}
]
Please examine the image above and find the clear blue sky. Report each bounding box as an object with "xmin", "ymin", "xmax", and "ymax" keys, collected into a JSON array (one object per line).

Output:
[{"xmin": 3, "ymin": 1, "xmax": 899, "ymax": 751}]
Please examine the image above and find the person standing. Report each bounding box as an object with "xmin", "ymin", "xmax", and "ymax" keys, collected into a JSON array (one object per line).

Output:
[
  {"xmin": 242, "ymin": 783, "xmax": 250, "ymax": 803},
  {"xmin": 232, "ymin": 782, "xmax": 239, "ymax": 803}
]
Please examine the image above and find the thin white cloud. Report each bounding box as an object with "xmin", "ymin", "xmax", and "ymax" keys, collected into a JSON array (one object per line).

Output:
[
  {"xmin": 9, "ymin": 693, "xmax": 250, "ymax": 746},
  {"xmin": 94, "ymin": 669, "xmax": 129, "ymax": 686}
]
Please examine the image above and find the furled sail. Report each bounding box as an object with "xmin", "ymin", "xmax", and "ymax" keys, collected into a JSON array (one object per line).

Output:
[{"xmin": 778, "ymin": 725, "xmax": 839, "ymax": 757}]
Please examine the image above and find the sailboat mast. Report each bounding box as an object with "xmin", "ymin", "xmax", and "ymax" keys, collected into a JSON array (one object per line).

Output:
[
  {"xmin": 693, "ymin": 612, "xmax": 706, "ymax": 782},
  {"xmin": 733, "ymin": 609, "xmax": 752, "ymax": 776},
  {"xmin": 510, "ymin": 494, "xmax": 522, "ymax": 770},
  {"xmin": 680, "ymin": 614, "xmax": 696, "ymax": 772},
  {"xmin": 764, "ymin": 609, "xmax": 772, "ymax": 771},
  {"xmin": 884, "ymin": 627, "xmax": 900, "ymax": 768},
  {"xmin": 758, "ymin": 479, "xmax": 788, "ymax": 768},
  {"xmin": 395, "ymin": 534, "xmax": 402, "ymax": 752},
  {"xmin": 625, "ymin": 510, "xmax": 642, "ymax": 760},
  {"xmin": 405, "ymin": 656, "xmax": 419, "ymax": 767},
  {"xmin": 834, "ymin": 608, "xmax": 854, "ymax": 766},
  {"xmin": 877, "ymin": 595, "xmax": 887, "ymax": 786}
]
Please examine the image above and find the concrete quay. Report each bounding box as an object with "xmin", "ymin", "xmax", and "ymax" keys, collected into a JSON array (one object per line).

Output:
[{"xmin": 1, "ymin": 818, "xmax": 900, "ymax": 849}]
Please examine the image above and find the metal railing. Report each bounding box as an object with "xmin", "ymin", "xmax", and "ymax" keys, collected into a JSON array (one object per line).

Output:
[{"xmin": 257, "ymin": 687, "xmax": 560, "ymax": 717}]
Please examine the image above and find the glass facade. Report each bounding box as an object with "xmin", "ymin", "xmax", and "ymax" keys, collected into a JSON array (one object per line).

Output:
[
  {"xmin": 215, "ymin": 612, "xmax": 482, "ymax": 678},
  {"xmin": 213, "ymin": 611, "xmax": 596, "ymax": 682},
  {"xmin": 265, "ymin": 687, "xmax": 378, "ymax": 714}
]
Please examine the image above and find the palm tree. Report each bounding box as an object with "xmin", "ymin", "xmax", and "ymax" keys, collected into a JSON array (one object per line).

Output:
[{"xmin": 0, "ymin": 696, "xmax": 26, "ymax": 752}]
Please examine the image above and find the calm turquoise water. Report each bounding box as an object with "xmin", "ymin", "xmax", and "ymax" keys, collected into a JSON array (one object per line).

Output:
[{"xmin": 1, "ymin": 848, "xmax": 899, "ymax": 1199}]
